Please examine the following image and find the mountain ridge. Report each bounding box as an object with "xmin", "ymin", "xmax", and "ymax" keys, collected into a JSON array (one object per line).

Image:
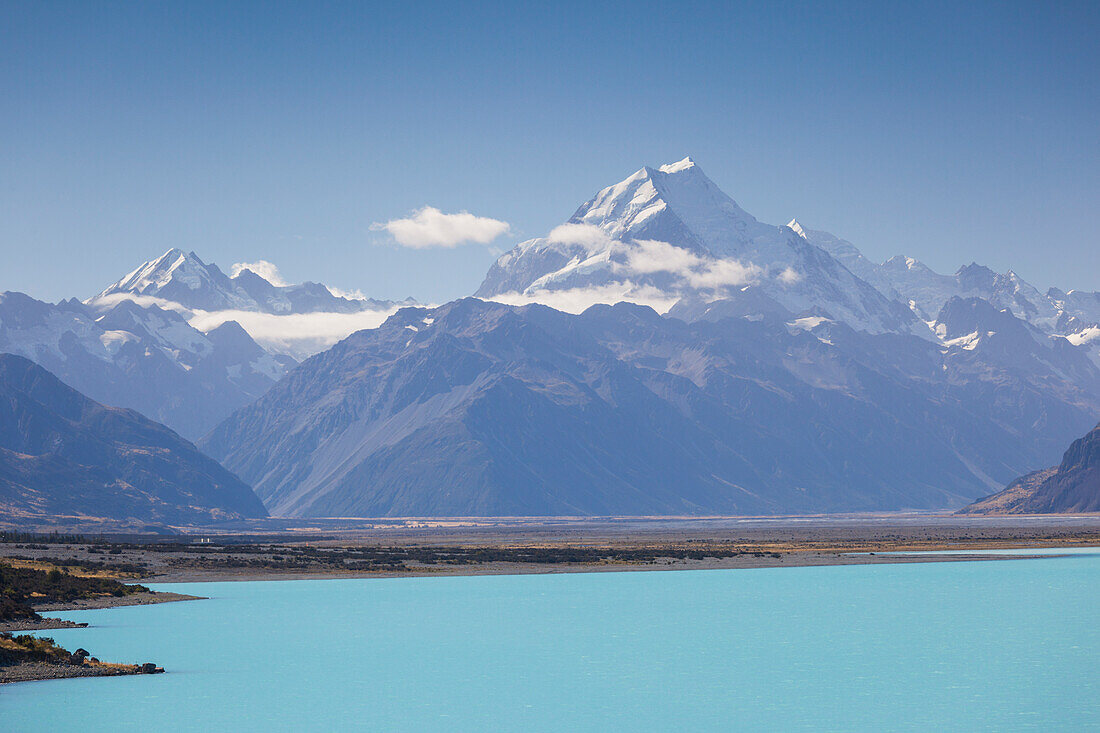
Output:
[
  {"xmin": 0, "ymin": 353, "xmax": 266, "ymax": 524},
  {"xmin": 92, "ymin": 248, "xmax": 402, "ymax": 315},
  {"xmin": 201, "ymin": 297, "xmax": 1100, "ymax": 517},
  {"xmin": 960, "ymin": 423, "xmax": 1100, "ymax": 514}
]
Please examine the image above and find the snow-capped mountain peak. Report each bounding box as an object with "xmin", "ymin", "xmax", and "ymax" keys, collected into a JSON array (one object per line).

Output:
[
  {"xmin": 91, "ymin": 250, "xmax": 410, "ymax": 318},
  {"xmin": 108, "ymin": 248, "xmax": 215, "ymax": 297},
  {"xmin": 478, "ymin": 157, "xmax": 924, "ymax": 337},
  {"xmin": 568, "ymin": 157, "xmax": 773, "ymax": 258},
  {"xmin": 85, "ymin": 249, "xmax": 417, "ymax": 361},
  {"xmin": 94, "ymin": 248, "xmax": 249, "ymax": 311}
]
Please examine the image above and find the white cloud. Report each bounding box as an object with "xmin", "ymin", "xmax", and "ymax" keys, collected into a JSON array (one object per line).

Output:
[
  {"xmin": 86, "ymin": 291, "xmax": 402, "ymax": 360},
  {"xmin": 188, "ymin": 308, "xmax": 402, "ymax": 360},
  {"xmin": 85, "ymin": 292, "xmax": 196, "ymax": 317},
  {"xmin": 327, "ymin": 286, "xmax": 369, "ymax": 301},
  {"xmin": 230, "ymin": 260, "xmax": 288, "ymax": 286},
  {"xmin": 614, "ymin": 239, "xmax": 761, "ymax": 291},
  {"xmin": 547, "ymin": 223, "xmax": 611, "ymax": 251},
  {"xmin": 485, "ymin": 283, "xmax": 679, "ymax": 315},
  {"xmin": 687, "ymin": 259, "xmax": 761, "ymax": 289},
  {"xmin": 621, "ymin": 239, "xmax": 701, "ymax": 275},
  {"xmin": 372, "ymin": 206, "xmax": 510, "ymax": 249},
  {"xmin": 777, "ymin": 267, "xmax": 803, "ymax": 285}
]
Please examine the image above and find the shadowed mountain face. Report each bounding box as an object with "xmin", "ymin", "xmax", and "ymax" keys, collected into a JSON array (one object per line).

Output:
[
  {"xmin": 0, "ymin": 354, "xmax": 266, "ymax": 524},
  {"xmin": 201, "ymin": 298, "xmax": 1100, "ymax": 518},
  {"xmin": 961, "ymin": 423, "xmax": 1100, "ymax": 514}
]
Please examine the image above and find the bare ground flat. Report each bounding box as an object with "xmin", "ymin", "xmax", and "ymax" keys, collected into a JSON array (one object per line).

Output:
[{"xmin": 3, "ymin": 514, "xmax": 1098, "ymax": 584}]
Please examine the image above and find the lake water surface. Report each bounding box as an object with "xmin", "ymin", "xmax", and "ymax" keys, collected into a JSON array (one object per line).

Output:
[{"xmin": 2, "ymin": 551, "xmax": 1097, "ymax": 731}]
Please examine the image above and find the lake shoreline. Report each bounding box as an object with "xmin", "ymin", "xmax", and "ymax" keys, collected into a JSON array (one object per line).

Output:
[
  {"xmin": 142, "ymin": 541, "xmax": 1095, "ymax": 583},
  {"xmin": 5, "ymin": 546, "xmax": 1096, "ymax": 729},
  {"xmin": 3, "ymin": 539, "xmax": 1095, "ymax": 689},
  {"xmin": 0, "ymin": 592, "xmax": 204, "ymax": 634},
  {"xmin": 0, "ymin": 568, "xmax": 188, "ymax": 683}
]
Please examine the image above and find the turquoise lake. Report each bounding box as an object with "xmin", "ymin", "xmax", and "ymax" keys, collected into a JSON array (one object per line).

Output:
[{"xmin": 2, "ymin": 552, "xmax": 1097, "ymax": 731}]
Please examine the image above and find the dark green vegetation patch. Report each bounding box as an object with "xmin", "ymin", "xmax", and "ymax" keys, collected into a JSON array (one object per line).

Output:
[{"xmin": 0, "ymin": 562, "xmax": 148, "ymax": 622}]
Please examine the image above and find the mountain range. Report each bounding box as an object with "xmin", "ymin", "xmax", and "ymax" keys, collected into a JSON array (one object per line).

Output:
[
  {"xmin": 3, "ymin": 157, "xmax": 1100, "ymax": 518},
  {"xmin": 1, "ymin": 251, "xmax": 412, "ymax": 439},
  {"xmin": 0, "ymin": 290, "xmax": 292, "ymax": 440},
  {"xmin": 478, "ymin": 157, "xmax": 1100, "ymax": 364},
  {"xmin": 200, "ymin": 293, "xmax": 1100, "ymax": 517}
]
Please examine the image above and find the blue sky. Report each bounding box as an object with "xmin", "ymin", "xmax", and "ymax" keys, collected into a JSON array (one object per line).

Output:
[{"xmin": 2, "ymin": 1, "xmax": 1098, "ymax": 302}]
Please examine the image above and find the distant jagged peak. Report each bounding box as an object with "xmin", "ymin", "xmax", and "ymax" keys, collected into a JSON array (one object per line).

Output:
[
  {"xmin": 89, "ymin": 248, "xmax": 410, "ymax": 321},
  {"xmin": 231, "ymin": 265, "xmax": 280, "ymax": 287},
  {"xmin": 933, "ymin": 295, "xmax": 1049, "ymax": 350},
  {"xmin": 954, "ymin": 261, "xmax": 998, "ymax": 291},
  {"xmin": 106, "ymin": 248, "xmax": 218, "ymax": 297},
  {"xmin": 882, "ymin": 254, "xmax": 934, "ymax": 272}
]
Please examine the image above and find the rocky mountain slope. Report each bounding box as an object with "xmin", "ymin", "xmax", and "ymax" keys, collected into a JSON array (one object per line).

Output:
[
  {"xmin": 201, "ymin": 298, "xmax": 1100, "ymax": 517},
  {"xmin": 0, "ymin": 354, "xmax": 266, "ymax": 524},
  {"xmin": 960, "ymin": 423, "xmax": 1100, "ymax": 514}
]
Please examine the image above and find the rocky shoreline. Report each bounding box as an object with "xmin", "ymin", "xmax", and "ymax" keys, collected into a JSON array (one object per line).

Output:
[
  {"xmin": 0, "ymin": 562, "xmax": 196, "ymax": 684},
  {"xmin": 0, "ymin": 591, "xmax": 202, "ymax": 634},
  {"xmin": 1, "ymin": 627, "xmax": 166, "ymax": 685},
  {"xmin": 0, "ymin": 617, "xmax": 88, "ymax": 633},
  {"xmin": 0, "ymin": 658, "xmax": 164, "ymax": 684},
  {"xmin": 0, "ymin": 592, "xmax": 201, "ymax": 683},
  {"xmin": 32, "ymin": 590, "xmax": 203, "ymax": 613}
]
